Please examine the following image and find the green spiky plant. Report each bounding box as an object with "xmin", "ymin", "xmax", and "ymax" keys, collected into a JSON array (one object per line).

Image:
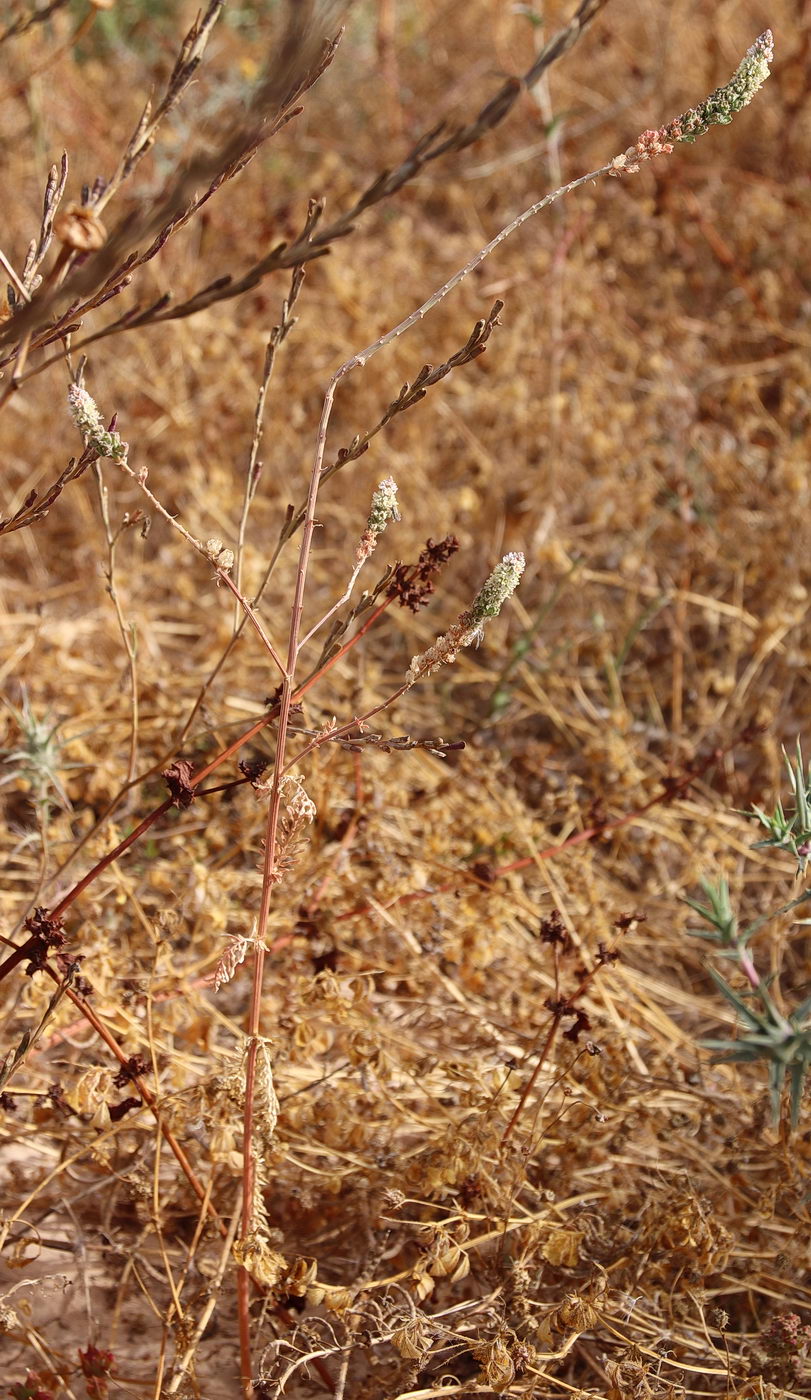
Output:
[{"xmin": 686, "ymin": 744, "xmax": 811, "ymax": 1129}]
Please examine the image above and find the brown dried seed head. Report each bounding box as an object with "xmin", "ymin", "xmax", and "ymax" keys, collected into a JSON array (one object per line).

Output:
[
  {"xmin": 558, "ymin": 1294, "xmax": 598, "ymax": 1331},
  {"xmin": 232, "ymin": 1236, "xmax": 287, "ymax": 1289},
  {"xmin": 0, "ymin": 1303, "xmax": 21, "ymax": 1333},
  {"xmin": 391, "ymin": 1316, "xmax": 433, "ymax": 1360},
  {"xmin": 429, "ymin": 1242, "xmax": 470, "ymax": 1281},
  {"xmin": 472, "ymin": 1337, "xmax": 515, "ymax": 1389},
  {"xmin": 410, "ymin": 1264, "xmax": 435, "ymax": 1302},
  {"xmin": 54, "ymin": 204, "xmax": 107, "ymax": 253}
]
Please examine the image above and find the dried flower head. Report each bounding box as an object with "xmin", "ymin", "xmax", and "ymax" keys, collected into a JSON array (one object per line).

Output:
[
  {"xmin": 405, "ymin": 551, "xmax": 525, "ymax": 686},
  {"xmin": 204, "ymin": 537, "xmax": 235, "ymax": 571},
  {"xmin": 284, "ymin": 1256, "xmax": 319, "ymax": 1297},
  {"xmin": 233, "ymin": 1235, "xmax": 286, "ymax": 1290},
  {"xmin": 674, "ymin": 29, "xmax": 773, "ymax": 141},
  {"xmin": 368, "ymin": 475, "xmax": 400, "ymax": 534},
  {"xmin": 472, "ymin": 1336, "xmax": 515, "ymax": 1390},
  {"xmin": 391, "ymin": 1314, "xmax": 434, "ymax": 1361},
  {"xmin": 469, "ymin": 551, "xmax": 526, "ymax": 625},
  {"xmin": 751, "ymin": 1311, "xmax": 811, "ymax": 1387}
]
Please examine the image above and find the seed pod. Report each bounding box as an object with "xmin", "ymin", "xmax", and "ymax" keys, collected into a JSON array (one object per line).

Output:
[
  {"xmin": 54, "ymin": 204, "xmax": 107, "ymax": 253},
  {"xmin": 558, "ymin": 1293, "xmax": 597, "ymax": 1331},
  {"xmin": 391, "ymin": 1316, "xmax": 432, "ymax": 1360},
  {"xmin": 409, "ymin": 1264, "xmax": 435, "ymax": 1302},
  {"xmin": 429, "ymin": 1242, "xmax": 470, "ymax": 1282},
  {"xmin": 472, "ymin": 1337, "xmax": 515, "ymax": 1391},
  {"xmin": 233, "ymin": 1236, "xmax": 286, "ymax": 1289},
  {"xmin": 285, "ymin": 1256, "xmax": 318, "ymax": 1297}
]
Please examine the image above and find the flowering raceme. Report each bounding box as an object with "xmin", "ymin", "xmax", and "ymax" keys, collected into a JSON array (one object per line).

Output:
[{"xmin": 405, "ymin": 552, "xmax": 525, "ymax": 686}]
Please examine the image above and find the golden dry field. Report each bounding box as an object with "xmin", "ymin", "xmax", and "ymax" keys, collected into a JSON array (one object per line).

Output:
[{"xmin": 1, "ymin": 2, "xmax": 810, "ymax": 1397}]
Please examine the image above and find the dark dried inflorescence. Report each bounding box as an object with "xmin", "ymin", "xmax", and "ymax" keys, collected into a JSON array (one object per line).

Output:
[
  {"xmin": 538, "ymin": 909, "xmax": 573, "ymax": 952},
  {"xmin": 162, "ymin": 759, "xmax": 196, "ymax": 808},
  {"xmin": 750, "ymin": 1312, "xmax": 811, "ymax": 1387},
  {"xmin": 112, "ymin": 1055, "xmax": 149, "ymax": 1088},
  {"xmin": 108, "ymin": 1097, "xmax": 142, "ymax": 1123},
  {"xmin": 54, "ymin": 953, "xmax": 90, "ymax": 998},
  {"xmin": 22, "ymin": 908, "xmax": 66, "ymax": 976},
  {"xmin": 389, "ymin": 536, "xmax": 460, "ymax": 613},
  {"xmin": 562, "ymin": 1008, "xmax": 592, "ymax": 1043},
  {"xmin": 238, "ymin": 755, "xmax": 273, "ymax": 788},
  {"xmin": 543, "ymin": 996, "xmax": 593, "ymax": 1041}
]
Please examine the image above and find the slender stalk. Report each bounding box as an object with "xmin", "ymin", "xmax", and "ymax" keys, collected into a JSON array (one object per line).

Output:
[
  {"xmin": 0, "ymin": 589, "xmax": 401, "ymax": 982},
  {"xmin": 95, "ymin": 465, "xmax": 140, "ymax": 783},
  {"xmin": 233, "ymin": 266, "xmax": 305, "ymax": 631},
  {"xmin": 109, "ymin": 449, "xmax": 287, "ymax": 677}
]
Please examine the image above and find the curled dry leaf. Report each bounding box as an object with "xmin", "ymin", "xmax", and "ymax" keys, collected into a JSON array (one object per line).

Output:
[
  {"xmin": 304, "ymin": 1282, "xmax": 356, "ymax": 1314},
  {"xmin": 557, "ymin": 1294, "xmax": 598, "ymax": 1331},
  {"xmin": 472, "ymin": 1336, "xmax": 515, "ymax": 1392},
  {"xmin": 285, "ymin": 1255, "xmax": 318, "ymax": 1296}
]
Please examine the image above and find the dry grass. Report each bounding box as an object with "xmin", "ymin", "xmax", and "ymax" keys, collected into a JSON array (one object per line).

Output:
[{"xmin": 1, "ymin": 2, "xmax": 810, "ymax": 1397}]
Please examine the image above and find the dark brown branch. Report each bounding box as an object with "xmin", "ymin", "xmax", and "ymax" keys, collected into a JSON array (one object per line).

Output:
[
  {"xmin": 0, "ymin": 0, "xmax": 605, "ymax": 365},
  {"xmin": 0, "ymin": 441, "xmax": 99, "ymax": 538},
  {"xmin": 0, "ymin": 0, "xmax": 71, "ymax": 46},
  {"xmin": 0, "ymin": 2, "xmax": 344, "ymax": 351}
]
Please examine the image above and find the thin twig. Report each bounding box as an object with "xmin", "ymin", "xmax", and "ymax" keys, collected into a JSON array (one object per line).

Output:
[
  {"xmin": 94, "ymin": 465, "xmax": 140, "ymax": 783},
  {"xmin": 108, "ymin": 446, "xmax": 287, "ymax": 678},
  {"xmin": 233, "ymin": 264, "xmax": 306, "ymax": 630}
]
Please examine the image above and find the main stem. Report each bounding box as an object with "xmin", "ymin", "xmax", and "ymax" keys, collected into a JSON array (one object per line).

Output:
[{"xmin": 238, "ymin": 376, "xmax": 341, "ymax": 1395}]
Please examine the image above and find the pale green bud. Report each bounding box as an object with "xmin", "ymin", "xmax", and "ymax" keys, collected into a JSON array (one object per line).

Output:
[
  {"xmin": 67, "ymin": 384, "xmax": 127, "ymax": 460},
  {"xmin": 669, "ymin": 30, "xmax": 773, "ymax": 144}
]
